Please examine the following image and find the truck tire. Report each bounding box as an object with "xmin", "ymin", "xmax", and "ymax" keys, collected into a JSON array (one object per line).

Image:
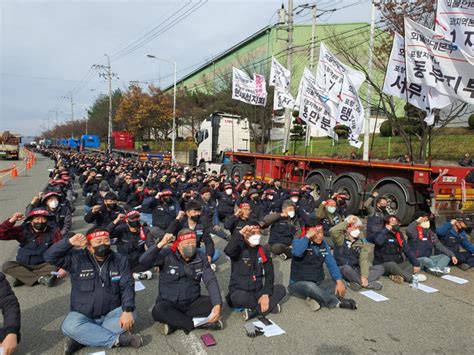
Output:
[
  {"xmin": 221, "ymin": 164, "xmax": 233, "ymax": 178},
  {"xmin": 232, "ymin": 164, "xmax": 253, "ymax": 179},
  {"xmin": 305, "ymin": 174, "xmax": 328, "ymax": 207},
  {"xmin": 377, "ymin": 183, "xmax": 415, "ymax": 225},
  {"xmin": 333, "ymin": 178, "xmax": 361, "ymax": 215}
]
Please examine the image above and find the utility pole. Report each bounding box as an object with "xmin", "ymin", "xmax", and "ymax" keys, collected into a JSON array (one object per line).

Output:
[
  {"xmin": 61, "ymin": 95, "xmax": 75, "ymax": 122},
  {"xmin": 363, "ymin": 2, "xmax": 376, "ymax": 161},
  {"xmin": 93, "ymin": 54, "xmax": 118, "ymax": 154},
  {"xmin": 282, "ymin": 0, "xmax": 294, "ymax": 153},
  {"xmin": 305, "ymin": 3, "xmax": 317, "ymax": 149}
]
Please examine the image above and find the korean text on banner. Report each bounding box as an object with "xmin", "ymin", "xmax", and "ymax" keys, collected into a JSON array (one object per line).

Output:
[
  {"xmin": 383, "ymin": 32, "xmax": 451, "ymax": 125},
  {"xmin": 435, "ymin": 0, "xmax": 474, "ymax": 57},
  {"xmin": 297, "ymin": 68, "xmax": 338, "ymax": 140},
  {"xmin": 270, "ymin": 56, "xmax": 295, "ymax": 110},
  {"xmin": 404, "ymin": 17, "xmax": 474, "ymax": 105},
  {"xmin": 232, "ymin": 67, "xmax": 267, "ymax": 106}
]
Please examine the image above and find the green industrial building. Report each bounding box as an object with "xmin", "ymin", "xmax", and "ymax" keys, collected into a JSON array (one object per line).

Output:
[{"xmin": 165, "ymin": 22, "xmax": 375, "ymax": 97}]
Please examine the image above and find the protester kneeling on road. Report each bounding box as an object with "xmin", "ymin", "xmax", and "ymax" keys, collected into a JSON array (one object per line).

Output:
[
  {"xmin": 288, "ymin": 225, "xmax": 357, "ymax": 311},
  {"xmin": 436, "ymin": 217, "xmax": 474, "ymax": 271},
  {"xmin": 330, "ymin": 215, "xmax": 384, "ymax": 291},
  {"xmin": 44, "ymin": 229, "xmax": 142, "ymax": 354},
  {"xmin": 0, "ymin": 209, "xmax": 65, "ymax": 287},
  {"xmin": 373, "ymin": 216, "xmax": 425, "ymax": 284},
  {"xmin": 224, "ymin": 224, "xmax": 286, "ymax": 321},
  {"xmin": 406, "ymin": 212, "xmax": 458, "ymax": 276},
  {"xmin": 264, "ymin": 200, "xmax": 302, "ymax": 261},
  {"xmin": 166, "ymin": 200, "xmax": 220, "ymax": 268},
  {"xmin": 139, "ymin": 229, "xmax": 223, "ymax": 335},
  {"xmin": 0, "ymin": 272, "xmax": 21, "ymax": 355},
  {"xmin": 107, "ymin": 210, "xmax": 155, "ymax": 280}
]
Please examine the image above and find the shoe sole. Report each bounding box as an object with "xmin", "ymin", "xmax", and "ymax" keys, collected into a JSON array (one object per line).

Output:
[{"xmin": 305, "ymin": 298, "xmax": 321, "ymax": 312}]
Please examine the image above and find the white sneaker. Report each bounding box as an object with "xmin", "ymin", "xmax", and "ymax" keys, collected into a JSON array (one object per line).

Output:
[
  {"xmin": 140, "ymin": 271, "xmax": 153, "ymax": 280},
  {"xmin": 414, "ymin": 273, "xmax": 427, "ymax": 282},
  {"xmin": 442, "ymin": 267, "xmax": 451, "ymax": 274},
  {"xmin": 132, "ymin": 273, "xmax": 140, "ymax": 281}
]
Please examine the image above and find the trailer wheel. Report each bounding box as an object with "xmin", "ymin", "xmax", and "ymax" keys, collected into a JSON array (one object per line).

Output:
[
  {"xmin": 232, "ymin": 164, "xmax": 253, "ymax": 179},
  {"xmin": 306, "ymin": 175, "xmax": 328, "ymax": 207},
  {"xmin": 377, "ymin": 183, "xmax": 414, "ymax": 225},
  {"xmin": 221, "ymin": 164, "xmax": 233, "ymax": 178},
  {"xmin": 333, "ymin": 178, "xmax": 361, "ymax": 215}
]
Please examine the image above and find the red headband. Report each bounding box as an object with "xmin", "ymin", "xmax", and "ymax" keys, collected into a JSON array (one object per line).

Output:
[
  {"xmin": 86, "ymin": 230, "xmax": 110, "ymax": 241},
  {"xmin": 239, "ymin": 203, "xmax": 251, "ymax": 209},
  {"xmin": 326, "ymin": 199, "xmax": 337, "ymax": 206},
  {"xmin": 170, "ymin": 232, "xmax": 196, "ymax": 252},
  {"xmin": 126, "ymin": 210, "xmax": 140, "ymax": 219}
]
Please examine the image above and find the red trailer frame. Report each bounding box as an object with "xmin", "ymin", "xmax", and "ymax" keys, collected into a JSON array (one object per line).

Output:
[{"xmin": 224, "ymin": 152, "xmax": 474, "ymax": 225}]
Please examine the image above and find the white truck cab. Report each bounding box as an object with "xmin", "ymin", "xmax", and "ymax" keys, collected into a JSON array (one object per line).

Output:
[{"xmin": 195, "ymin": 112, "xmax": 250, "ymax": 172}]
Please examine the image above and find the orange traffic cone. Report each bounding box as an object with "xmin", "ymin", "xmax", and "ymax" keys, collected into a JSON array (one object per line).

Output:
[
  {"xmin": 26, "ymin": 159, "xmax": 32, "ymax": 169},
  {"xmin": 11, "ymin": 164, "xmax": 18, "ymax": 178}
]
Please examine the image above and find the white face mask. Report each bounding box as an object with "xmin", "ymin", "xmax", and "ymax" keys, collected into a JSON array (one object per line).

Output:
[
  {"xmin": 349, "ymin": 229, "xmax": 361, "ymax": 239},
  {"xmin": 225, "ymin": 189, "xmax": 233, "ymax": 195},
  {"xmin": 287, "ymin": 210, "xmax": 296, "ymax": 219},
  {"xmin": 327, "ymin": 206, "xmax": 337, "ymax": 214},
  {"xmin": 248, "ymin": 234, "xmax": 261, "ymax": 246},
  {"xmin": 267, "ymin": 195, "xmax": 274, "ymax": 200},
  {"xmin": 181, "ymin": 177, "xmax": 186, "ymax": 182},
  {"xmin": 290, "ymin": 197, "xmax": 299, "ymax": 203},
  {"xmin": 47, "ymin": 199, "xmax": 59, "ymax": 209},
  {"xmin": 420, "ymin": 221, "xmax": 430, "ymax": 229}
]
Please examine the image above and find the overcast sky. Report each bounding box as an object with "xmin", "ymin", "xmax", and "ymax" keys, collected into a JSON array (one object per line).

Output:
[{"xmin": 0, "ymin": 0, "xmax": 372, "ymax": 136}]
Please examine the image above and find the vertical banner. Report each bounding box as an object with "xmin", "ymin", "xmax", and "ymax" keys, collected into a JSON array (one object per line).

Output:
[
  {"xmin": 436, "ymin": 0, "xmax": 474, "ymax": 57},
  {"xmin": 405, "ymin": 17, "xmax": 474, "ymax": 105},
  {"xmin": 383, "ymin": 32, "xmax": 451, "ymax": 125},
  {"xmin": 297, "ymin": 68, "xmax": 338, "ymax": 140},
  {"xmin": 269, "ymin": 56, "xmax": 295, "ymax": 110}
]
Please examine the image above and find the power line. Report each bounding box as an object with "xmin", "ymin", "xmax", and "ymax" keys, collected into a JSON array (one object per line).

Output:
[{"xmin": 110, "ymin": 0, "xmax": 208, "ymax": 63}]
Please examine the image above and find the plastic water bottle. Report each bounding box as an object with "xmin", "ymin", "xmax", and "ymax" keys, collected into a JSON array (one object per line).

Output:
[{"xmin": 411, "ymin": 275, "xmax": 419, "ymax": 290}]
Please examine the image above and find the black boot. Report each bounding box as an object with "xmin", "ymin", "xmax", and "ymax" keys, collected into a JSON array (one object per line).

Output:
[
  {"xmin": 63, "ymin": 337, "xmax": 84, "ymax": 355},
  {"xmin": 118, "ymin": 332, "xmax": 143, "ymax": 348}
]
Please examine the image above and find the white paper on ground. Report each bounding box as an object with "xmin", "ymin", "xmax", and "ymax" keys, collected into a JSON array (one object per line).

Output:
[
  {"xmin": 134, "ymin": 281, "xmax": 146, "ymax": 291},
  {"xmin": 441, "ymin": 275, "xmax": 469, "ymax": 284},
  {"xmin": 193, "ymin": 314, "xmax": 211, "ymax": 328},
  {"xmin": 253, "ymin": 320, "xmax": 286, "ymax": 337},
  {"xmin": 88, "ymin": 352, "xmax": 106, "ymax": 355},
  {"xmin": 417, "ymin": 284, "xmax": 439, "ymax": 293},
  {"xmin": 359, "ymin": 290, "xmax": 389, "ymax": 302}
]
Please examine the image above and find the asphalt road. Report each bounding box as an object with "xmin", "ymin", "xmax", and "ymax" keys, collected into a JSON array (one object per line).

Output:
[{"xmin": 0, "ymin": 154, "xmax": 473, "ymax": 355}]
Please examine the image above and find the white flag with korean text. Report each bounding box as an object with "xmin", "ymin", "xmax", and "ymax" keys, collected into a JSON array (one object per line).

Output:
[
  {"xmin": 383, "ymin": 32, "xmax": 452, "ymax": 125},
  {"xmin": 232, "ymin": 67, "xmax": 267, "ymax": 106},
  {"xmin": 404, "ymin": 17, "xmax": 474, "ymax": 105},
  {"xmin": 269, "ymin": 56, "xmax": 295, "ymax": 110},
  {"xmin": 297, "ymin": 68, "xmax": 338, "ymax": 140},
  {"xmin": 315, "ymin": 42, "xmax": 365, "ymax": 104},
  {"xmin": 435, "ymin": 0, "xmax": 474, "ymax": 57}
]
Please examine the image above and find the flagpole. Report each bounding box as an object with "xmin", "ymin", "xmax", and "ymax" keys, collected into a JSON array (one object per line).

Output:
[
  {"xmin": 305, "ymin": 3, "xmax": 317, "ymax": 157},
  {"xmin": 363, "ymin": 1, "xmax": 376, "ymax": 161}
]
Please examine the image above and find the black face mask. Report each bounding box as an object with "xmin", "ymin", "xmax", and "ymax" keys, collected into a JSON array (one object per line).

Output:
[
  {"xmin": 163, "ymin": 197, "xmax": 172, "ymax": 203},
  {"xmin": 190, "ymin": 215, "xmax": 200, "ymax": 223},
  {"xmin": 32, "ymin": 222, "xmax": 47, "ymax": 231},
  {"xmin": 105, "ymin": 203, "xmax": 117, "ymax": 210},
  {"xmin": 252, "ymin": 196, "xmax": 260, "ymax": 201},
  {"xmin": 379, "ymin": 206, "xmax": 387, "ymax": 212},
  {"xmin": 392, "ymin": 224, "xmax": 400, "ymax": 232},
  {"xmin": 128, "ymin": 220, "xmax": 140, "ymax": 228},
  {"xmin": 93, "ymin": 244, "xmax": 111, "ymax": 258}
]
